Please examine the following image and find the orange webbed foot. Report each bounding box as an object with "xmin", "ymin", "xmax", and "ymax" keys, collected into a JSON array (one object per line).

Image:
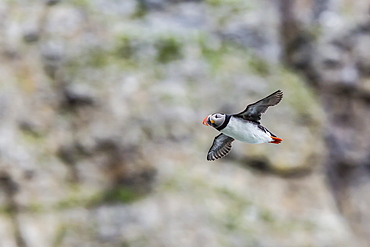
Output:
[{"xmin": 269, "ymin": 136, "xmax": 282, "ymax": 144}]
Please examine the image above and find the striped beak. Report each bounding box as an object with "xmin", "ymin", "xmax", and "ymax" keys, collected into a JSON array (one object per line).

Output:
[
  {"xmin": 202, "ymin": 116, "xmax": 210, "ymax": 126},
  {"xmin": 203, "ymin": 115, "xmax": 214, "ymax": 126}
]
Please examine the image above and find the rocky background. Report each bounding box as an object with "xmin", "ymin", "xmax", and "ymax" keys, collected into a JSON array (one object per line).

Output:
[{"xmin": 0, "ymin": 0, "xmax": 369, "ymax": 246}]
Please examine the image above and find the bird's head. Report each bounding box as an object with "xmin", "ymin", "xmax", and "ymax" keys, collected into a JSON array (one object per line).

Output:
[{"xmin": 202, "ymin": 113, "xmax": 226, "ymax": 129}]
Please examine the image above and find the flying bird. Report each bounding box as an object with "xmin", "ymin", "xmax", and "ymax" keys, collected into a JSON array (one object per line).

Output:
[{"xmin": 202, "ymin": 90, "xmax": 283, "ymax": 161}]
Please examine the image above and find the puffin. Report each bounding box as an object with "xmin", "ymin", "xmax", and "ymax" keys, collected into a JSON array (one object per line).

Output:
[{"xmin": 202, "ymin": 90, "xmax": 283, "ymax": 161}]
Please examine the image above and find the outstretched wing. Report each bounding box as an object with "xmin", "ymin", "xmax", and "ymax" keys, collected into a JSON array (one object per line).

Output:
[
  {"xmin": 207, "ymin": 134, "xmax": 234, "ymax": 161},
  {"xmin": 234, "ymin": 90, "xmax": 283, "ymax": 123}
]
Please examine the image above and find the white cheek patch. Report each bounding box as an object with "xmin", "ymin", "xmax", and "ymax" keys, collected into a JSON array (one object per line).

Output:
[{"xmin": 214, "ymin": 118, "xmax": 225, "ymax": 128}]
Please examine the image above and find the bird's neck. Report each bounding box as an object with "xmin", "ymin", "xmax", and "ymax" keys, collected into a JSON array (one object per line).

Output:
[{"xmin": 216, "ymin": 114, "xmax": 231, "ymax": 131}]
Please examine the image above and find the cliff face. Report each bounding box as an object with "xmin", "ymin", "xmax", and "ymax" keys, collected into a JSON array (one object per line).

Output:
[
  {"xmin": 0, "ymin": 0, "xmax": 369, "ymax": 246},
  {"xmin": 278, "ymin": 1, "xmax": 370, "ymax": 244}
]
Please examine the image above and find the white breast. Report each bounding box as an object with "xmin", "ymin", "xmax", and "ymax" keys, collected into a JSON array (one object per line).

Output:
[{"xmin": 220, "ymin": 117, "xmax": 272, "ymax": 144}]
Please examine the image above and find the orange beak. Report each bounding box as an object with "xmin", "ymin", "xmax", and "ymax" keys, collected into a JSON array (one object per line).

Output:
[{"xmin": 202, "ymin": 116, "xmax": 210, "ymax": 126}]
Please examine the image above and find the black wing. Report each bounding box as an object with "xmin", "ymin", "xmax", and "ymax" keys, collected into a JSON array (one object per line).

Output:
[
  {"xmin": 207, "ymin": 134, "xmax": 234, "ymax": 161},
  {"xmin": 234, "ymin": 90, "xmax": 283, "ymax": 123}
]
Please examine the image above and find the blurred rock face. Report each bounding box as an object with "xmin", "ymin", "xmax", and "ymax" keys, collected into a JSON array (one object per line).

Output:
[
  {"xmin": 0, "ymin": 0, "xmax": 368, "ymax": 246},
  {"xmin": 314, "ymin": 32, "xmax": 370, "ymax": 244},
  {"xmin": 278, "ymin": 0, "xmax": 370, "ymax": 245}
]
